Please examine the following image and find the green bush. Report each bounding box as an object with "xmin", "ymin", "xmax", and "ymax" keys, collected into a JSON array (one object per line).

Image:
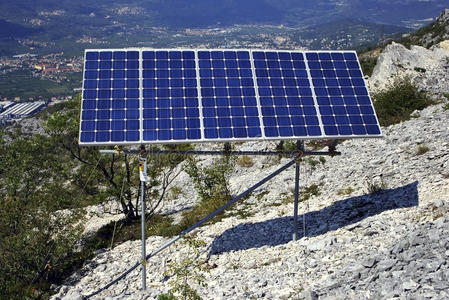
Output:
[
  {"xmin": 373, "ymin": 77, "xmax": 434, "ymax": 126},
  {"xmin": 365, "ymin": 178, "xmax": 387, "ymax": 194},
  {"xmin": 237, "ymin": 155, "xmax": 254, "ymax": 167},
  {"xmin": 180, "ymin": 156, "xmax": 236, "ymax": 227},
  {"xmin": 337, "ymin": 187, "xmax": 355, "ymax": 196},
  {"xmin": 359, "ymin": 56, "xmax": 378, "ymax": 77},
  {"xmin": 162, "ymin": 236, "xmax": 209, "ymax": 300},
  {"xmin": 416, "ymin": 144, "xmax": 430, "ymax": 155}
]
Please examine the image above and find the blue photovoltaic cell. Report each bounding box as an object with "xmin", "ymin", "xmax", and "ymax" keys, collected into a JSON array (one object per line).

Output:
[
  {"xmin": 198, "ymin": 50, "xmax": 261, "ymax": 139},
  {"xmin": 80, "ymin": 50, "xmax": 140, "ymax": 144},
  {"xmin": 253, "ymin": 51, "xmax": 321, "ymax": 138},
  {"xmin": 306, "ymin": 52, "xmax": 381, "ymax": 136},
  {"xmin": 141, "ymin": 50, "xmax": 200, "ymax": 142},
  {"xmin": 79, "ymin": 48, "xmax": 381, "ymax": 146}
]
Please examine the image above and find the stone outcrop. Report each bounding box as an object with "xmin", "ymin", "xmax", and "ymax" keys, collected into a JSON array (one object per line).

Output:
[{"xmin": 368, "ymin": 40, "xmax": 449, "ymax": 94}]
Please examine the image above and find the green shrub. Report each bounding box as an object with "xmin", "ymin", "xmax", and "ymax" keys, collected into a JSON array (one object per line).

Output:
[
  {"xmin": 300, "ymin": 183, "xmax": 321, "ymax": 202},
  {"xmin": 416, "ymin": 144, "xmax": 430, "ymax": 155},
  {"xmin": 373, "ymin": 77, "xmax": 434, "ymax": 126},
  {"xmin": 359, "ymin": 56, "xmax": 378, "ymax": 77},
  {"xmin": 179, "ymin": 156, "xmax": 236, "ymax": 227},
  {"xmin": 0, "ymin": 131, "xmax": 85, "ymax": 299},
  {"xmin": 162, "ymin": 236, "xmax": 208, "ymax": 300},
  {"xmin": 337, "ymin": 187, "xmax": 355, "ymax": 195},
  {"xmin": 271, "ymin": 183, "xmax": 321, "ymax": 207},
  {"xmin": 168, "ymin": 186, "xmax": 183, "ymax": 200},
  {"xmin": 365, "ymin": 178, "xmax": 387, "ymax": 194},
  {"xmin": 283, "ymin": 141, "xmax": 298, "ymax": 152},
  {"xmin": 237, "ymin": 155, "xmax": 254, "ymax": 167},
  {"xmin": 305, "ymin": 157, "xmax": 326, "ymax": 170},
  {"xmin": 158, "ymin": 293, "xmax": 177, "ymax": 300}
]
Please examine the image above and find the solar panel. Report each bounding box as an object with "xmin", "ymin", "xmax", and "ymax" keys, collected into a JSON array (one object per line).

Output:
[
  {"xmin": 79, "ymin": 49, "xmax": 382, "ymax": 145},
  {"xmin": 253, "ymin": 51, "xmax": 320, "ymax": 138},
  {"xmin": 198, "ymin": 50, "xmax": 262, "ymax": 140},
  {"xmin": 141, "ymin": 50, "xmax": 200, "ymax": 142}
]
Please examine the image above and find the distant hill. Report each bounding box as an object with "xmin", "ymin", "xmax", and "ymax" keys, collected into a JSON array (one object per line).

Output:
[
  {"xmin": 0, "ymin": 0, "xmax": 446, "ymax": 30},
  {"xmin": 0, "ymin": 19, "xmax": 38, "ymax": 40},
  {"xmin": 294, "ymin": 18, "xmax": 408, "ymax": 50},
  {"xmin": 148, "ymin": 0, "xmax": 283, "ymax": 28}
]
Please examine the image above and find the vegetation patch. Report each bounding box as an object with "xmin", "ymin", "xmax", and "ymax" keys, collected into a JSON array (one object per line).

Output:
[
  {"xmin": 237, "ymin": 155, "xmax": 254, "ymax": 167},
  {"xmin": 269, "ymin": 183, "xmax": 322, "ymax": 208},
  {"xmin": 255, "ymin": 190, "xmax": 270, "ymax": 201},
  {"xmin": 373, "ymin": 77, "xmax": 434, "ymax": 126},
  {"xmin": 226, "ymin": 201, "xmax": 256, "ymax": 219},
  {"xmin": 365, "ymin": 178, "xmax": 387, "ymax": 194},
  {"xmin": 168, "ymin": 186, "xmax": 183, "ymax": 200},
  {"xmin": 299, "ymin": 183, "xmax": 321, "ymax": 202},
  {"xmin": 337, "ymin": 187, "xmax": 356, "ymax": 196},
  {"xmin": 416, "ymin": 144, "xmax": 430, "ymax": 156},
  {"xmin": 359, "ymin": 56, "xmax": 378, "ymax": 77},
  {"xmin": 304, "ymin": 156, "xmax": 326, "ymax": 170},
  {"xmin": 443, "ymin": 103, "xmax": 449, "ymax": 111},
  {"xmin": 159, "ymin": 236, "xmax": 209, "ymax": 300}
]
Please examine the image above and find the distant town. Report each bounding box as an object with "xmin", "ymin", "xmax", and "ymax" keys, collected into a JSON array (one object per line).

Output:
[
  {"xmin": 0, "ymin": 52, "xmax": 83, "ymax": 100},
  {"xmin": 0, "ymin": 52, "xmax": 83, "ymax": 124}
]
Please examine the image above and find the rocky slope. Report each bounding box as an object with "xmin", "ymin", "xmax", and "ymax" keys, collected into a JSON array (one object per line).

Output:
[
  {"xmin": 52, "ymin": 100, "xmax": 449, "ymax": 299},
  {"xmin": 368, "ymin": 39, "xmax": 449, "ymax": 94}
]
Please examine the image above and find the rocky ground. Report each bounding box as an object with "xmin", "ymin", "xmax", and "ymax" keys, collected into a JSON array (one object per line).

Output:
[{"xmin": 52, "ymin": 101, "xmax": 449, "ymax": 299}]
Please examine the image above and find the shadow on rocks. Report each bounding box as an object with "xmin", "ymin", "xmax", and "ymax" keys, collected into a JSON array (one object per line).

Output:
[{"xmin": 209, "ymin": 181, "xmax": 419, "ymax": 255}]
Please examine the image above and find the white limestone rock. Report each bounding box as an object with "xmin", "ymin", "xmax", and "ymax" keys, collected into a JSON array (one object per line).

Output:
[{"xmin": 368, "ymin": 41, "xmax": 449, "ymax": 94}]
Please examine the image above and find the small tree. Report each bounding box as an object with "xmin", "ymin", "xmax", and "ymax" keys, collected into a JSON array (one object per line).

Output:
[
  {"xmin": 184, "ymin": 155, "xmax": 235, "ymax": 204},
  {"xmin": 161, "ymin": 236, "xmax": 209, "ymax": 300},
  {"xmin": 44, "ymin": 95, "xmax": 188, "ymax": 220}
]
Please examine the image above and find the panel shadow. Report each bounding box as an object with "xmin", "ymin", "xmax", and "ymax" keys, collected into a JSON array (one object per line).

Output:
[{"xmin": 209, "ymin": 181, "xmax": 418, "ymax": 255}]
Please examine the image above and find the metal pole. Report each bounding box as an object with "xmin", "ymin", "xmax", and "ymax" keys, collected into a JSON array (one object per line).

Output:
[
  {"xmin": 292, "ymin": 162, "xmax": 300, "ymax": 241},
  {"xmin": 292, "ymin": 141, "xmax": 304, "ymax": 241},
  {"xmin": 139, "ymin": 154, "xmax": 147, "ymax": 291}
]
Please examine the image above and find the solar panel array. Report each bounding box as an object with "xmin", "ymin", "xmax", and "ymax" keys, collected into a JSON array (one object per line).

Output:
[{"xmin": 79, "ymin": 49, "xmax": 382, "ymax": 145}]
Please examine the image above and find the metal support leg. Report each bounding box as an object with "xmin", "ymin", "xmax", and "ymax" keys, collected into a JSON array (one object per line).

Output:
[
  {"xmin": 140, "ymin": 178, "xmax": 146, "ymax": 290},
  {"xmin": 292, "ymin": 141, "xmax": 304, "ymax": 241},
  {"xmin": 139, "ymin": 147, "xmax": 148, "ymax": 291},
  {"xmin": 292, "ymin": 162, "xmax": 300, "ymax": 241}
]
